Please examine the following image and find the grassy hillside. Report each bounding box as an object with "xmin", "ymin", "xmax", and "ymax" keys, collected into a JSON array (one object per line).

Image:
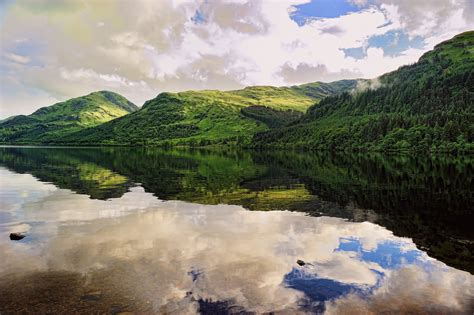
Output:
[
  {"xmin": 0, "ymin": 91, "xmax": 138, "ymax": 144},
  {"xmin": 60, "ymin": 81, "xmax": 358, "ymax": 146},
  {"xmin": 253, "ymin": 31, "xmax": 474, "ymax": 153}
]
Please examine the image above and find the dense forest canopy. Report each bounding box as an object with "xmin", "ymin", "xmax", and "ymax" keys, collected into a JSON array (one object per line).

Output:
[{"xmin": 252, "ymin": 31, "xmax": 474, "ymax": 152}]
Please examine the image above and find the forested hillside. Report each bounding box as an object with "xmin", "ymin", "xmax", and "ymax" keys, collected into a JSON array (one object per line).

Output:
[{"xmin": 253, "ymin": 31, "xmax": 474, "ymax": 152}]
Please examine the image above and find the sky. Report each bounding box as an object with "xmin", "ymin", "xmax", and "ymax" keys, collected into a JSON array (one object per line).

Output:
[{"xmin": 0, "ymin": 0, "xmax": 473, "ymax": 118}]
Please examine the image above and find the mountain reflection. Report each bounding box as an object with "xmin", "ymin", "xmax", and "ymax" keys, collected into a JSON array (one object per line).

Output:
[
  {"xmin": 0, "ymin": 170, "xmax": 472, "ymax": 314},
  {"xmin": 0, "ymin": 146, "xmax": 472, "ymax": 274}
]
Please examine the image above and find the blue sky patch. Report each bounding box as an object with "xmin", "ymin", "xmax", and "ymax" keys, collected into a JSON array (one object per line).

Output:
[
  {"xmin": 191, "ymin": 10, "xmax": 206, "ymax": 24},
  {"xmin": 341, "ymin": 46, "xmax": 366, "ymax": 59},
  {"xmin": 0, "ymin": 0, "xmax": 15, "ymax": 22},
  {"xmin": 290, "ymin": 0, "xmax": 370, "ymax": 26},
  {"xmin": 11, "ymin": 40, "xmax": 37, "ymax": 57},
  {"xmin": 284, "ymin": 268, "xmax": 371, "ymax": 301},
  {"xmin": 4, "ymin": 39, "xmax": 45, "ymax": 68},
  {"xmin": 283, "ymin": 267, "xmax": 377, "ymax": 313},
  {"xmin": 368, "ymin": 30, "xmax": 425, "ymax": 57},
  {"xmin": 336, "ymin": 237, "xmax": 423, "ymax": 269},
  {"xmin": 342, "ymin": 30, "xmax": 426, "ymax": 59}
]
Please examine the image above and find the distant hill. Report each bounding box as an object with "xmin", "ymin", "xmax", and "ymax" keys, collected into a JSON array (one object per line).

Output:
[
  {"xmin": 58, "ymin": 80, "xmax": 359, "ymax": 146},
  {"xmin": 0, "ymin": 91, "xmax": 138, "ymax": 144},
  {"xmin": 252, "ymin": 31, "xmax": 474, "ymax": 152}
]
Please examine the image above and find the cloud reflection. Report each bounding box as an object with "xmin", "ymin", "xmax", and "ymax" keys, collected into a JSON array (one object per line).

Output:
[{"xmin": 0, "ymin": 169, "xmax": 472, "ymax": 314}]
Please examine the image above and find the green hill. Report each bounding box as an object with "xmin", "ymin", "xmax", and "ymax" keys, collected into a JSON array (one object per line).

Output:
[
  {"xmin": 0, "ymin": 91, "xmax": 138, "ymax": 144},
  {"xmin": 59, "ymin": 81, "xmax": 359, "ymax": 146},
  {"xmin": 253, "ymin": 31, "xmax": 474, "ymax": 152}
]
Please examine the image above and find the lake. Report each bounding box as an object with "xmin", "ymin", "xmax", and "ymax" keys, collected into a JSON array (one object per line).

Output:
[{"xmin": 0, "ymin": 146, "xmax": 473, "ymax": 314}]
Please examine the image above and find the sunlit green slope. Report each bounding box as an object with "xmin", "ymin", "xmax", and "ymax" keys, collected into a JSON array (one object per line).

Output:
[
  {"xmin": 61, "ymin": 81, "xmax": 358, "ymax": 145},
  {"xmin": 0, "ymin": 91, "xmax": 138, "ymax": 144}
]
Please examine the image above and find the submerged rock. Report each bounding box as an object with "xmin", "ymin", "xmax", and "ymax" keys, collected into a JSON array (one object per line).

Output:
[
  {"xmin": 81, "ymin": 291, "xmax": 102, "ymax": 301},
  {"xmin": 110, "ymin": 304, "xmax": 132, "ymax": 315},
  {"xmin": 9, "ymin": 233, "xmax": 25, "ymax": 241},
  {"xmin": 296, "ymin": 259, "xmax": 306, "ymax": 266}
]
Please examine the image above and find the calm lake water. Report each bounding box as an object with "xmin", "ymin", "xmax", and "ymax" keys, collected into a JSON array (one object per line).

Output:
[{"xmin": 0, "ymin": 146, "xmax": 473, "ymax": 314}]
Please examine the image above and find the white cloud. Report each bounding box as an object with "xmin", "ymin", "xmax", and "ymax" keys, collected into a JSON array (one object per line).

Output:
[
  {"xmin": 3, "ymin": 52, "xmax": 31, "ymax": 64},
  {"xmin": 59, "ymin": 67, "xmax": 146, "ymax": 87},
  {"xmin": 376, "ymin": 0, "xmax": 467, "ymax": 37},
  {"xmin": 348, "ymin": 0, "xmax": 369, "ymax": 6},
  {"xmin": 326, "ymin": 265, "xmax": 474, "ymax": 314}
]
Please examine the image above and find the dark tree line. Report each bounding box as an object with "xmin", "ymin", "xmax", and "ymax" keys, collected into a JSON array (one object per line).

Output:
[{"xmin": 252, "ymin": 32, "xmax": 474, "ymax": 152}]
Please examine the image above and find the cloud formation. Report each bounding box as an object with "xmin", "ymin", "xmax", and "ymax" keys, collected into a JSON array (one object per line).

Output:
[
  {"xmin": 325, "ymin": 265, "xmax": 474, "ymax": 314},
  {"xmin": 0, "ymin": 0, "xmax": 473, "ymax": 117}
]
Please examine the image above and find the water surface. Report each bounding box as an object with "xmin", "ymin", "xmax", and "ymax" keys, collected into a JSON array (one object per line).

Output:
[{"xmin": 0, "ymin": 147, "xmax": 472, "ymax": 314}]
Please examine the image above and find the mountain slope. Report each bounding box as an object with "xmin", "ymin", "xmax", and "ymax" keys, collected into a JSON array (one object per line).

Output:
[
  {"xmin": 253, "ymin": 31, "xmax": 474, "ymax": 152},
  {"xmin": 0, "ymin": 91, "xmax": 138, "ymax": 144},
  {"xmin": 61, "ymin": 80, "xmax": 359, "ymax": 146}
]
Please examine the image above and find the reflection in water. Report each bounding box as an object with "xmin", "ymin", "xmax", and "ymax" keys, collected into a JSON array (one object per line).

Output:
[
  {"xmin": 0, "ymin": 146, "xmax": 472, "ymax": 273},
  {"xmin": 0, "ymin": 168, "xmax": 472, "ymax": 314}
]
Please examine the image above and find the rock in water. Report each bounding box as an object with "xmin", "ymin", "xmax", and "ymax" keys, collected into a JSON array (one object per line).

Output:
[
  {"xmin": 297, "ymin": 259, "xmax": 306, "ymax": 266},
  {"xmin": 81, "ymin": 291, "xmax": 102, "ymax": 301},
  {"xmin": 10, "ymin": 233, "xmax": 25, "ymax": 241}
]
